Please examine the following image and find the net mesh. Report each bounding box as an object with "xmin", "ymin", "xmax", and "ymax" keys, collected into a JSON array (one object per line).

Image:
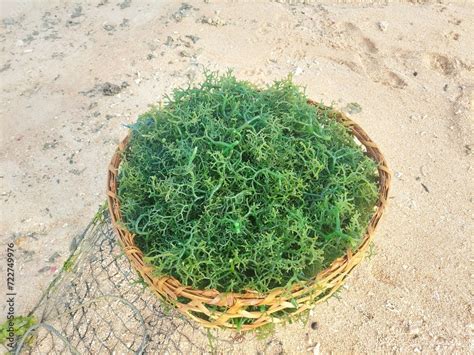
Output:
[{"xmin": 7, "ymin": 209, "xmax": 296, "ymax": 354}]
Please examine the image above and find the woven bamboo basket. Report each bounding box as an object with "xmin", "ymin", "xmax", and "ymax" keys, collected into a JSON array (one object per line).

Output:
[{"xmin": 106, "ymin": 101, "xmax": 391, "ymax": 331}]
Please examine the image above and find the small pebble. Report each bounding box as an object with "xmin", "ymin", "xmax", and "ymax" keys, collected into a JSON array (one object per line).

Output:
[
  {"xmin": 293, "ymin": 66, "xmax": 303, "ymax": 76},
  {"xmin": 186, "ymin": 35, "xmax": 200, "ymax": 43},
  {"xmin": 179, "ymin": 50, "xmax": 193, "ymax": 58},
  {"xmin": 38, "ymin": 266, "xmax": 50, "ymax": 273},
  {"xmin": 344, "ymin": 102, "xmax": 362, "ymax": 115},
  {"xmin": 384, "ymin": 300, "xmax": 399, "ymax": 312},
  {"xmin": 103, "ymin": 24, "xmax": 116, "ymax": 32},
  {"xmin": 102, "ymin": 82, "xmax": 122, "ymax": 96},
  {"xmin": 311, "ymin": 321, "xmax": 318, "ymax": 330},
  {"xmin": 71, "ymin": 5, "xmax": 83, "ymax": 18},
  {"xmin": 48, "ymin": 252, "xmax": 61, "ymax": 263},
  {"xmin": 408, "ymin": 320, "xmax": 423, "ymax": 335},
  {"xmin": 312, "ymin": 343, "xmax": 321, "ymax": 355},
  {"xmin": 378, "ymin": 21, "xmax": 388, "ymax": 32},
  {"xmin": 200, "ymin": 16, "xmax": 226, "ymax": 26}
]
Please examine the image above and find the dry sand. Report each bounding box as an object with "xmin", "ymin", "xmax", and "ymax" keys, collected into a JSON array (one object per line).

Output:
[{"xmin": 0, "ymin": 0, "xmax": 473, "ymax": 353}]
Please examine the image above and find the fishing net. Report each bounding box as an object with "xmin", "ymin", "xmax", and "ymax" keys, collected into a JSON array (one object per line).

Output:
[{"xmin": 7, "ymin": 209, "xmax": 299, "ymax": 354}]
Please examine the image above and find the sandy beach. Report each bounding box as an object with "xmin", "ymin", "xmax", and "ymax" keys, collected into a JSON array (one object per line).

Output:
[{"xmin": 0, "ymin": 0, "xmax": 473, "ymax": 353}]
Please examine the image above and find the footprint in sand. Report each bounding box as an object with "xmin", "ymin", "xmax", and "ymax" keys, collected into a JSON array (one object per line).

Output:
[
  {"xmin": 342, "ymin": 22, "xmax": 406, "ymax": 89},
  {"xmin": 371, "ymin": 262, "xmax": 400, "ymax": 287},
  {"xmin": 381, "ymin": 71, "xmax": 408, "ymax": 89},
  {"xmin": 428, "ymin": 53, "xmax": 456, "ymax": 76},
  {"xmin": 362, "ymin": 37, "xmax": 379, "ymax": 54}
]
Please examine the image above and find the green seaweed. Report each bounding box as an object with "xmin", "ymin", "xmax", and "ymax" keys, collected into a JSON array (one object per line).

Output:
[
  {"xmin": 62, "ymin": 255, "xmax": 77, "ymax": 272},
  {"xmin": 0, "ymin": 316, "xmax": 36, "ymax": 346},
  {"xmin": 118, "ymin": 71, "xmax": 378, "ymax": 294}
]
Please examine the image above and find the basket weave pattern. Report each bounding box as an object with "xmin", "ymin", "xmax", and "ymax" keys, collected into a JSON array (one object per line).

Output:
[{"xmin": 106, "ymin": 103, "xmax": 391, "ymax": 331}]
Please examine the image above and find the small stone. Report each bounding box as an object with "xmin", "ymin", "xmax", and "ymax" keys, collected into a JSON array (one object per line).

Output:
[
  {"xmin": 48, "ymin": 252, "xmax": 61, "ymax": 263},
  {"xmin": 394, "ymin": 171, "xmax": 403, "ymax": 179},
  {"xmin": 172, "ymin": 3, "xmax": 194, "ymax": 22},
  {"xmin": 120, "ymin": 18, "xmax": 130, "ymax": 28},
  {"xmin": 23, "ymin": 34, "xmax": 35, "ymax": 45},
  {"xmin": 200, "ymin": 16, "xmax": 226, "ymax": 26},
  {"xmin": 42, "ymin": 140, "xmax": 59, "ymax": 150},
  {"xmin": 0, "ymin": 63, "xmax": 11, "ymax": 72},
  {"xmin": 164, "ymin": 36, "xmax": 174, "ymax": 46},
  {"xmin": 408, "ymin": 199, "xmax": 417, "ymax": 209},
  {"xmin": 464, "ymin": 145, "xmax": 472, "ymax": 156},
  {"xmin": 378, "ymin": 21, "xmax": 388, "ymax": 32},
  {"xmin": 179, "ymin": 50, "xmax": 192, "ymax": 58},
  {"xmin": 407, "ymin": 320, "xmax": 423, "ymax": 336},
  {"xmin": 118, "ymin": 0, "xmax": 131, "ymax": 9},
  {"xmin": 134, "ymin": 72, "xmax": 142, "ymax": 84},
  {"xmin": 103, "ymin": 24, "xmax": 116, "ymax": 32},
  {"xmin": 185, "ymin": 35, "xmax": 200, "ymax": 43},
  {"xmin": 71, "ymin": 5, "xmax": 83, "ymax": 18},
  {"xmin": 102, "ymin": 82, "xmax": 122, "ymax": 96},
  {"xmin": 310, "ymin": 321, "xmax": 318, "ymax": 330},
  {"xmin": 384, "ymin": 300, "xmax": 399, "ymax": 312},
  {"xmin": 21, "ymin": 250, "xmax": 35, "ymax": 261},
  {"xmin": 293, "ymin": 66, "xmax": 303, "ymax": 76},
  {"xmin": 66, "ymin": 19, "xmax": 79, "ymax": 27},
  {"xmin": 38, "ymin": 266, "xmax": 50, "ymax": 273},
  {"xmin": 3, "ymin": 17, "xmax": 16, "ymax": 26},
  {"xmin": 344, "ymin": 102, "xmax": 362, "ymax": 114},
  {"xmin": 14, "ymin": 236, "xmax": 29, "ymax": 247}
]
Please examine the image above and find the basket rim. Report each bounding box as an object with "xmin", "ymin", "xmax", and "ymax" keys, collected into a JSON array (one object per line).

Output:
[{"xmin": 106, "ymin": 101, "xmax": 391, "ymax": 323}]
